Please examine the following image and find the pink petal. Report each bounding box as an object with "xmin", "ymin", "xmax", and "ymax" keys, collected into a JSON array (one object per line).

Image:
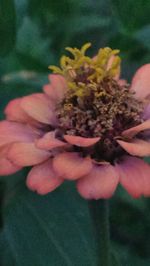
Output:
[
  {"xmin": 77, "ymin": 164, "xmax": 119, "ymax": 199},
  {"xmin": 0, "ymin": 157, "xmax": 22, "ymax": 175},
  {"xmin": 122, "ymin": 120, "xmax": 150, "ymax": 138},
  {"xmin": 4, "ymin": 98, "xmax": 30, "ymax": 123},
  {"xmin": 53, "ymin": 152, "xmax": 93, "ymax": 180},
  {"xmin": 4, "ymin": 98, "xmax": 41, "ymax": 127},
  {"xmin": 21, "ymin": 93, "xmax": 57, "ymax": 125},
  {"xmin": 43, "ymin": 74, "xmax": 67, "ymax": 102},
  {"xmin": 64, "ymin": 135, "xmax": 100, "ymax": 147},
  {"xmin": 116, "ymin": 156, "xmax": 150, "ymax": 198},
  {"xmin": 26, "ymin": 159, "xmax": 64, "ymax": 195},
  {"xmin": 35, "ymin": 131, "xmax": 68, "ymax": 150},
  {"xmin": 8, "ymin": 142, "xmax": 50, "ymax": 166},
  {"xmin": 143, "ymin": 104, "xmax": 150, "ymax": 120},
  {"xmin": 118, "ymin": 79, "xmax": 127, "ymax": 86},
  {"xmin": 0, "ymin": 145, "xmax": 22, "ymax": 175},
  {"xmin": 117, "ymin": 138, "xmax": 150, "ymax": 157},
  {"xmin": 0, "ymin": 121, "xmax": 37, "ymax": 147},
  {"xmin": 131, "ymin": 64, "xmax": 150, "ymax": 100}
]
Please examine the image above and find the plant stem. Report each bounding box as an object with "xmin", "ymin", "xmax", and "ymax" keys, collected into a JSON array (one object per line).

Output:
[{"xmin": 88, "ymin": 199, "xmax": 110, "ymax": 266}]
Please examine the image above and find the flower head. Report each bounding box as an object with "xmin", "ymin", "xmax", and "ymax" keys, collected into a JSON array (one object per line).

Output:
[{"xmin": 1, "ymin": 44, "xmax": 150, "ymax": 199}]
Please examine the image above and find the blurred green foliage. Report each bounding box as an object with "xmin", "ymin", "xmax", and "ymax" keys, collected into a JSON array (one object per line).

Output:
[
  {"xmin": 0, "ymin": 0, "xmax": 150, "ymax": 265},
  {"xmin": 0, "ymin": 0, "xmax": 16, "ymax": 56}
]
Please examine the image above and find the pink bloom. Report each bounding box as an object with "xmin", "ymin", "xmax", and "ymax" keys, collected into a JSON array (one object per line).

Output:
[{"xmin": 1, "ymin": 44, "xmax": 150, "ymax": 199}]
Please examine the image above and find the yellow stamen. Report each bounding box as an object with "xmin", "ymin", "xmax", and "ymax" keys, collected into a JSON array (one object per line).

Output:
[{"xmin": 49, "ymin": 43, "xmax": 121, "ymax": 97}]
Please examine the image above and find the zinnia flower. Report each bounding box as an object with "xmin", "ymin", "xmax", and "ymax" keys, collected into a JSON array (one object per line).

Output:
[{"xmin": 1, "ymin": 43, "xmax": 150, "ymax": 199}]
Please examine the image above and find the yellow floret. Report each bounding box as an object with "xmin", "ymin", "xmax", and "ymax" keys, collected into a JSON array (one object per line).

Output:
[{"xmin": 49, "ymin": 43, "xmax": 121, "ymax": 97}]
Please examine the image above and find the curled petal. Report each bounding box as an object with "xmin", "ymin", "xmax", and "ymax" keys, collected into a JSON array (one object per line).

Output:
[
  {"xmin": 0, "ymin": 121, "xmax": 37, "ymax": 147},
  {"xmin": 122, "ymin": 120, "xmax": 150, "ymax": 138},
  {"xmin": 8, "ymin": 142, "xmax": 50, "ymax": 166},
  {"xmin": 64, "ymin": 135, "xmax": 100, "ymax": 147},
  {"xmin": 53, "ymin": 152, "xmax": 93, "ymax": 180},
  {"xmin": 116, "ymin": 156, "xmax": 150, "ymax": 198},
  {"xmin": 77, "ymin": 165, "xmax": 119, "ymax": 199},
  {"xmin": 43, "ymin": 74, "xmax": 67, "ymax": 103},
  {"xmin": 117, "ymin": 138, "xmax": 150, "ymax": 157},
  {"xmin": 26, "ymin": 159, "xmax": 64, "ymax": 195},
  {"xmin": 36, "ymin": 132, "xmax": 68, "ymax": 150},
  {"xmin": 21, "ymin": 93, "xmax": 57, "ymax": 125},
  {"xmin": 131, "ymin": 64, "xmax": 150, "ymax": 100}
]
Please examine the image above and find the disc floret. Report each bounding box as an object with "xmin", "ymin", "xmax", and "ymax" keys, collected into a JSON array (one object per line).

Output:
[{"xmin": 49, "ymin": 44, "xmax": 144, "ymax": 163}]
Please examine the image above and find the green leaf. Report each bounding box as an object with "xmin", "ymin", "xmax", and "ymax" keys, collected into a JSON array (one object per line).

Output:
[
  {"xmin": 112, "ymin": 0, "xmax": 150, "ymax": 34},
  {"xmin": 111, "ymin": 251, "xmax": 121, "ymax": 266},
  {"xmin": 0, "ymin": 230, "xmax": 16, "ymax": 265},
  {"xmin": 28, "ymin": 0, "xmax": 78, "ymax": 18},
  {"xmin": 0, "ymin": 0, "xmax": 16, "ymax": 56},
  {"xmin": 110, "ymin": 187, "xmax": 150, "ymax": 258},
  {"xmin": 112, "ymin": 242, "xmax": 150, "ymax": 266},
  {"xmin": 1, "ymin": 179, "xmax": 97, "ymax": 266},
  {"xmin": 134, "ymin": 25, "xmax": 150, "ymax": 49},
  {"xmin": 70, "ymin": 15, "xmax": 110, "ymax": 33},
  {"xmin": 16, "ymin": 17, "xmax": 53, "ymax": 69}
]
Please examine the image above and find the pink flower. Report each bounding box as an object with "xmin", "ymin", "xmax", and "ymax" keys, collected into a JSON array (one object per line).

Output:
[{"xmin": 1, "ymin": 44, "xmax": 150, "ymax": 199}]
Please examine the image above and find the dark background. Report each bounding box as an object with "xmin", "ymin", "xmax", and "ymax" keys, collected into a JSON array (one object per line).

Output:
[{"xmin": 0, "ymin": 0, "xmax": 150, "ymax": 265}]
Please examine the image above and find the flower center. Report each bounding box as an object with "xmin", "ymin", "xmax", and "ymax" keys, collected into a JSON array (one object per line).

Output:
[{"xmin": 50, "ymin": 44, "xmax": 144, "ymax": 163}]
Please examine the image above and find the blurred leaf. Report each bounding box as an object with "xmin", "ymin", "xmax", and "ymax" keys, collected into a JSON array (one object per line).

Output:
[
  {"xmin": 27, "ymin": 0, "xmax": 81, "ymax": 59},
  {"xmin": 28, "ymin": 0, "xmax": 78, "ymax": 18},
  {"xmin": 0, "ymin": 0, "xmax": 16, "ymax": 56},
  {"xmin": 112, "ymin": 0, "xmax": 150, "ymax": 34},
  {"xmin": 134, "ymin": 24, "xmax": 150, "ymax": 49},
  {"xmin": 16, "ymin": 17, "xmax": 53, "ymax": 70},
  {"xmin": 14, "ymin": 0, "xmax": 27, "ymax": 24},
  {"xmin": 110, "ymin": 187, "xmax": 150, "ymax": 258},
  {"xmin": 0, "ymin": 233, "xmax": 16, "ymax": 266},
  {"xmin": 71, "ymin": 15, "xmax": 110, "ymax": 33},
  {"xmin": 111, "ymin": 251, "xmax": 121, "ymax": 266},
  {"xmin": 113, "ymin": 242, "xmax": 150, "ymax": 266},
  {"xmin": 0, "ymin": 179, "xmax": 97, "ymax": 266}
]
